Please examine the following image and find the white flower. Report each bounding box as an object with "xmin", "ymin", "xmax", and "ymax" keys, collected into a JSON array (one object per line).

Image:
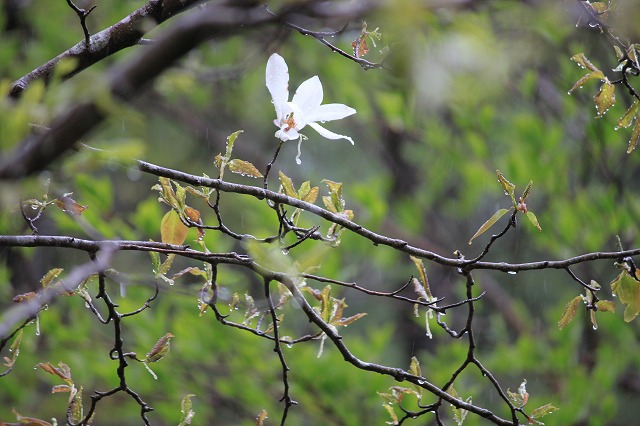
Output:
[{"xmin": 265, "ymin": 53, "xmax": 356, "ymax": 164}]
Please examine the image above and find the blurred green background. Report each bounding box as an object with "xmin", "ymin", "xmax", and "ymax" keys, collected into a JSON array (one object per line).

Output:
[{"xmin": 1, "ymin": 0, "xmax": 640, "ymax": 424}]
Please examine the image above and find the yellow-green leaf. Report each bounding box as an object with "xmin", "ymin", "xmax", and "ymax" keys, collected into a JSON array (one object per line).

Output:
[
  {"xmin": 468, "ymin": 208, "xmax": 510, "ymax": 245},
  {"xmin": 228, "ymin": 159, "xmax": 263, "ymax": 178},
  {"xmin": 594, "ymin": 80, "xmax": 615, "ymax": 117},
  {"xmin": 409, "ymin": 356, "xmax": 422, "ymax": 377},
  {"xmin": 160, "ymin": 210, "xmax": 188, "ymax": 245},
  {"xmin": 627, "ymin": 117, "xmax": 640, "ymax": 153},
  {"xmin": 279, "ymin": 171, "xmax": 297, "ymax": 198},
  {"xmin": 571, "ymin": 53, "xmax": 600, "ymax": 72},
  {"xmin": 568, "ymin": 70, "xmax": 605, "ymax": 94},
  {"xmin": 525, "ymin": 210, "xmax": 542, "ymax": 231},
  {"xmin": 610, "ymin": 271, "xmax": 640, "ymax": 322},
  {"xmin": 255, "ymin": 410, "xmax": 268, "ymax": 426},
  {"xmin": 618, "ymin": 99, "xmax": 640, "ymax": 129},
  {"xmin": 529, "ymin": 403, "xmax": 560, "ymax": 419},
  {"xmin": 410, "ymin": 256, "xmax": 434, "ymax": 300},
  {"xmin": 40, "ymin": 268, "xmax": 64, "ymax": 287},
  {"xmin": 301, "ymin": 186, "xmax": 319, "ymax": 204},
  {"xmin": 558, "ymin": 295, "xmax": 583, "ymax": 330},
  {"xmin": 179, "ymin": 394, "xmax": 196, "ymax": 426},
  {"xmin": 596, "ymin": 300, "xmax": 616, "ymax": 312}
]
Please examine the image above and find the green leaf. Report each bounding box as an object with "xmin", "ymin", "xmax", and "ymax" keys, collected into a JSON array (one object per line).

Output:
[
  {"xmin": 160, "ymin": 210, "xmax": 188, "ymax": 245},
  {"xmin": 617, "ymin": 99, "xmax": 640, "ymax": 129},
  {"xmin": 525, "ymin": 211, "xmax": 542, "ymax": 231},
  {"xmin": 594, "ymin": 80, "xmax": 615, "ymax": 117},
  {"xmin": 558, "ymin": 295, "xmax": 583, "ymax": 330},
  {"xmin": 468, "ymin": 208, "xmax": 510, "ymax": 245},
  {"xmin": 529, "ymin": 403, "xmax": 560, "ymax": 419},
  {"xmin": 610, "ymin": 271, "xmax": 640, "ymax": 322},
  {"xmin": 228, "ymin": 159, "xmax": 263, "ymax": 178}
]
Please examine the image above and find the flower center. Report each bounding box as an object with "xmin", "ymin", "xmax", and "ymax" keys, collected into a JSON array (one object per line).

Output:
[{"xmin": 283, "ymin": 112, "xmax": 296, "ymax": 132}]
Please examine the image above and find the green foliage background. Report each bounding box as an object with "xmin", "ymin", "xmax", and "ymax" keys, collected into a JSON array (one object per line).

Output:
[{"xmin": 1, "ymin": 1, "xmax": 640, "ymax": 424}]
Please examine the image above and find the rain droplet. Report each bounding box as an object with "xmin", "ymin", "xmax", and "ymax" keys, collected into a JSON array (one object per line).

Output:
[
  {"xmin": 417, "ymin": 379, "xmax": 426, "ymax": 385},
  {"xmin": 281, "ymin": 249, "xmax": 289, "ymax": 256},
  {"xmin": 592, "ymin": 324, "xmax": 598, "ymax": 330},
  {"xmin": 508, "ymin": 271, "xmax": 517, "ymax": 275}
]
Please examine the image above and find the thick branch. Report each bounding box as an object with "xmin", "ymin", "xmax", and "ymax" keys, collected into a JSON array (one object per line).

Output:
[
  {"xmin": 0, "ymin": 3, "xmax": 275, "ymax": 179},
  {"xmin": 8, "ymin": 0, "xmax": 207, "ymax": 98}
]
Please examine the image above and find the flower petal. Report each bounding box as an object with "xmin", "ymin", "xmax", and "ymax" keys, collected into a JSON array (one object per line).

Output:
[
  {"xmin": 266, "ymin": 54, "xmax": 289, "ymax": 119},
  {"xmin": 275, "ymin": 127, "xmax": 300, "ymax": 142},
  {"xmin": 292, "ymin": 76, "xmax": 323, "ymax": 115},
  {"xmin": 308, "ymin": 122, "xmax": 355, "ymax": 145},
  {"xmin": 306, "ymin": 103, "xmax": 356, "ymax": 123}
]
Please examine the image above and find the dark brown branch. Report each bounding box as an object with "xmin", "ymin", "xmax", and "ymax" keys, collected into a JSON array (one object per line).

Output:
[
  {"xmin": 66, "ymin": 0, "xmax": 97, "ymax": 46},
  {"xmin": 9, "ymin": 0, "xmax": 207, "ymax": 98}
]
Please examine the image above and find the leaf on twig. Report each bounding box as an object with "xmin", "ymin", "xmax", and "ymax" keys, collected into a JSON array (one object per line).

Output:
[
  {"xmin": 161, "ymin": 210, "xmax": 188, "ymax": 245},
  {"xmin": 558, "ymin": 295, "xmax": 583, "ymax": 330},
  {"xmin": 468, "ymin": 208, "xmax": 510, "ymax": 245}
]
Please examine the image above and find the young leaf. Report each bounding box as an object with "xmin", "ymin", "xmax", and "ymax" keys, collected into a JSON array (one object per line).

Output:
[
  {"xmin": 160, "ymin": 210, "xmax": 189, "ymax": 245},
  {"xmin": 558, "ymin": 295, "xmax": 583, "ymax": 330},
  {"xmin": 596, "ymin": 300, "xmax": 616, "ymax": 312},
  {"xmin": 54, "ymin": 196, "xmax": 88, "ymax": 215},
  {"xmin": 279, "ymin": 171, "xmax": 298, "ymax": 199},
  {"xmin": 568, "ymin": 70, "xmax": 606, "ymax": 94},
  {"xmin": 228, "ymin": 159, "xmax": 263, "ymax": 178},
  {"xmin": 40, "ymin": 268, "xmax": 64, "ymax": 287},
  {"xmin": 610, "ymin": 271, "xmax": 640, "ymax": 322},
  {"xmin": 594, "ymin": 80, "xmax": 615, "ymax": 116},
  {"xmin": 468, "ymin": 208, "xmax": 510, "ymax": 245},
  {"xmin": 255, "ymin": 410, "xmax": 268, "ymax": 426},
  {"xmin": 525, "ymin": 211, "xmax": 542, "ymax": 231},
  {"xmin": 145, "ymin": 332, "xmax": 175, "ymax": 363},
  {"xmin": 409, "ymin": 356, "xmax": 422, "ymax": 377},
  {"xmin": 570, "ymin": 53, "xmax": 600, "ymax": 72},
  {"xmin": 529, "ymin": 403, "xmax": 560, "ymax": 419},
  {"xmin": 618, "ymin": 99, "xmax": 640, "ymax": 129},
  {"xmin": 496, "ymin": 170, "xmax": 516, "ymax": 205},
  {"xmin": 628, "ymin": 117, "xmax": 640, "ymax": 153},
  {"xmin": 179, "ymin": 394, "xmax": 196, "ymax": 426}
]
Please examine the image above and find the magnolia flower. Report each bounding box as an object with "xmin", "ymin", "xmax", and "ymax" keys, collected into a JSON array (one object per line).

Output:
[{"xmin": 265, "ymin": 53, "xmax": 356, "ymax": 164}]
